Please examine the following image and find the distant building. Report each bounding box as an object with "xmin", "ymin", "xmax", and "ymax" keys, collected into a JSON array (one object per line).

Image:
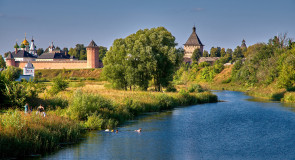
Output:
[
  {"xmin": 5, "ymin": 36, "xmax": 102, "ymax": 69},
  {"xmin": 15, "ymin": 61, "xmax": 35, "ymax": 81},
  {"xmin": 23, "ymin": 61, "xmax": 35, "ymax": 77},
  {"xmin": 183, "ymin": 26, "xmax": 204, "ymax": 64},
  {"xmin": 198, "ymin": 57, "xmax": 221, "ymax": 65},
  {"xmin": 241, "ymin": 39, "xmax": 247, "ymax": 49}
]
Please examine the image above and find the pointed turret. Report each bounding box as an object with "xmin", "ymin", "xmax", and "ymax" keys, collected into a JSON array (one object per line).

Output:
[
  {"xmin": 5, "ymin": 53, "xmax": 15, "ymax": 67},
  {"xmin": 87, "ymin": 40, "xmax": 98, "ymax": 47},
  {"xmin": 183, "ymin": 25, "xmax": 204, "ymax": 64},
  {"xmin": 184, "ymin": 26, "xmax": 204, "ymax": 46}
]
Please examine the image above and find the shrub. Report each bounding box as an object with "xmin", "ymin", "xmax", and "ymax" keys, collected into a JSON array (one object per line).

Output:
[
  {"xmin": 155, "ymin": 94, "xmax": 176, "ymax": 110},
  {"xmin": 165, "ymin": 84, "xmax": 177, "ymax": 92},
  {"xmin": 49, "ymin": 77, "xmax": 69, "ymax": 95},
  {"xmin": 84, "ymin": 114, "xmax": 104, "ymax": 129},
  {"xmin": 67, "ymin": 90, "xmax": 113, "ymax": 121},
  {"xmin": 0, "ymin": 66, "xmax": 22, "ymax": 81},
  {"xmin": 188, "ymin": 84, "xmax": 204, "ymax": 93}
]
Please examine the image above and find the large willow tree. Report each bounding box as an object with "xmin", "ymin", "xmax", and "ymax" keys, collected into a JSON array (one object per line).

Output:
[{"xmin": 103, "ymin": 27, "xmax": 177, "ymax": 91}]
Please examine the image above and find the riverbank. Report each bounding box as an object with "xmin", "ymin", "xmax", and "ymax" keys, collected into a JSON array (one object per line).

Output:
[
  {"xmin": 0, "ymin": 110, "xmax": 83, "ymax": 159},
  {"xmin": 198, "ymin": 65, "xmax": 295, "ymax": 103},
  {"xmin": 0, "ymin": 82, "xmax": 218, "ymax": 158}
]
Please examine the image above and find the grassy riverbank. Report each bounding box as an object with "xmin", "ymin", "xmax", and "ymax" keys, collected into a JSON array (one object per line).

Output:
[
  {"xmin": 198, "ymin": 65, "xmax": 293, "ymax": 102},
  {"xmin": 0, "ymin": 110, "xmax": 82, "ymax": 158},
  {"xmin": 0, "ymin": 81, "xmax": 217, "ymax": 158}
]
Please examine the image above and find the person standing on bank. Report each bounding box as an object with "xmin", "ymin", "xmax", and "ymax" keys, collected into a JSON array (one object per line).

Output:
[{"xmin": 24, "ymin": 103, "xmax": 28, "ymax": 114}]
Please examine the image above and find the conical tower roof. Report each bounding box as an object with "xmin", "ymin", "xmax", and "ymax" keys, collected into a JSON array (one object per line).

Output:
[
  {"xmin": 184, "ymin": 26, "xmax": 204, "ymax": 46},
  {"xmin": 87, "ymin": 40, "xmax": 98, "ymax": 48},
  {"xmin": 6, "ymin": 52, "xmax": 14, "ymax": 59}
]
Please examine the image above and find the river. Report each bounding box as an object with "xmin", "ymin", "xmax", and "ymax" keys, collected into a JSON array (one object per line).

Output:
[{"xmin": 42, "ymin": 91, "xmax": 295, "ymax": 160}]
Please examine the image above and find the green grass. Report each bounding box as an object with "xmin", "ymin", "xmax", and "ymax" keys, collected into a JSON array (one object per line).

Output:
[
  {"xmin": 0, "ymin": 109, "xmax": 83, "ymax": 158},
  {"xmin": 0, "ymin": 81, "xmax": 218, "ymax": 158}
]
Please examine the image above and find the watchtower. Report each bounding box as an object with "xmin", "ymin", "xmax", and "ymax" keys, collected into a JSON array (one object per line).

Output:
[
  {"xmin": 86, "ymin": 40, "xmax": 100, "ymax": 68},
  {"xmin": 183, "ymin": 26, "xmax": 204, "ymax": 64},
  {"xmin": 5, "ymin": 53, "xmax": 15, "ymax": 67}
]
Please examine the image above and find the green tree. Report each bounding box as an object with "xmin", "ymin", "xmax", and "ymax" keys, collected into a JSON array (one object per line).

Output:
[
  {"xmin": 192, "ymin": 48, "xmax": 202, "ymax": 64},
  {"xmin": 232, "ymin": 46, "xmax": 243, "ymax": 60},
  {"xmin": 203, "ymin": 50, "xmax": 209, "ymax": 57},
  {"xmin": 49, "ymin": 76, "xmax": 69, "ymax": 95},
  {"xmin": 175, "ymin": 47, "xmax": 184, "ymax": 67},
  {"xmin": 80, "ymin": 50, "xmax": 87, "ymax": 60},
  {"xmin": 37, "ymin": 48, "xmax": 44, "ymax": 56},
  {"xmin": 1, "ymin": 66, "xmax": 21, "ymax": 81},
  {"xmin": 103, "ymin": 27, "xmax": 177, "ymax": 91},
  {"xmin": 210, "ymin": 47, "xmax": 221, "ymax": 57},
  {"xmin": 63, "ymin": 47, "xmax": 69, "ymax": 53},
  {"xmin": 98, "ymin": 46, "xmax": 108, "ymax": 61},
  {"xmin": 220, "ymin": 48, "xmax": 226, "ymax": 57},
  {"xmin": 226, "ymin": 48, "xmax": 233, "ymax": 56},
  {"xmin": 0, "ymin": 55, "xmax": 6, "ymax": 68}
]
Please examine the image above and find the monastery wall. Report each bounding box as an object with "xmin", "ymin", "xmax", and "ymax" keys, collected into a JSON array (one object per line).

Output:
[{"xmin": 16, "ymin": 61, "xmax": 88, "ymax": 69}]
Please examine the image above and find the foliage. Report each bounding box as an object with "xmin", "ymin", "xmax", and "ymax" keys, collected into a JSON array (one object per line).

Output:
[
  {"xmin": 188, "ymin": 84, "xmax": 204, "ymax": 93},
  {"xmin": 37, "ymin": 48, "xmax": 44, "ymax": 56},
  {"xmin": 210, "ymin": 47, "xmax": 221, "ymax": 57},
  {"xmin": 0, "ymin": 110, "xmax": 82, "ymax": 158},
  {"xmin": 49, "ymin": 76, "xmax": 69, "ymax": 95},
  {"xmin": 1, "ymin": 79, "xmax": 45, "ymax": 108},
  {"xmin": 192, "ymin": 48, "xmax": 202, "ymax": 64},
  {"xmin": 0, "ymin": 55, "xmax": 6, "ymax": 68},
  {"xmin": 98, "ymin": 46, "xmax": 108, "ymax": 61},
  {"xmin": 165, "ymin": 84, "xmax": 177, "ymax": 92},
  {"xmin": 1, "ymin": 66, "xmax": 22, "ymax": 81},
  {"xmin": 103, "ymin": 27, "xmax": 177, "ymax": 91},
  {"xmin": 67, "ymin": 90, "xmax": 114, "ymax": 121},
  {"xmin": 68, "ymin": 44, "xmax": 86, "ymax": 60},
  {"xmin": 203, "ymin": 50, "xmax": 209, "ymax": 57}
]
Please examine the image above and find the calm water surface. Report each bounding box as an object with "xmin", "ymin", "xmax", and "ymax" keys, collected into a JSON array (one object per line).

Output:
[{"xmin": 43, "ymin": 91, "xmax": 295, "ymax": 160}]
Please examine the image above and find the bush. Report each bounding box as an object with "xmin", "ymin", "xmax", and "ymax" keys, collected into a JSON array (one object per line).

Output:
[
  {"xmin": 165, "ymin": 84, "xmax": 177, "ymax": 92},
  {"xmin": 188, "ymin": 84, "xmax": 204, "ymax": 93},
  {"xmin": 155, "ymin": 94, "xmax": 175, "ymax": 110},
  {"xmin": 49, "ymin": 77, "xmax": 69, "ymax": 95},
  {"xmin": 67, "ymin": 90, "xmax": 113, "ymax": 121},
  {"xmin": 1, "ymin": 66, "xmax": 22, "ymax": 81},
  {"xmin": 84, "ymin": 114, "xmax": 104, "ymax": 129},
  {"xmin": 69, "ymin": 77, "xmax": 78, "ymax": 81}
]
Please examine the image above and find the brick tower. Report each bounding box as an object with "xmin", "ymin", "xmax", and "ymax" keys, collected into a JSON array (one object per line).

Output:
[
  {"xmin": 86, "ymin": 40, "xmax": 99, "ymax": 68},
  {"xmin": 5, "ymin": 53, "xmax": 15, "ymax": 67}
]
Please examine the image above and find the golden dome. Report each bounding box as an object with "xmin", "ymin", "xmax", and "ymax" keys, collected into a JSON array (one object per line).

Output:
[{"xmin": 22, "ymin": 38, "xmax": 29, "ymax": 46}]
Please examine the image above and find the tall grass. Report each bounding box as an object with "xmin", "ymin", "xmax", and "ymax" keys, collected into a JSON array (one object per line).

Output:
[
  {"xmin": 65, "ymin": 89, "xmax": 218, "ymax": 130},
  {"xmin": 282, "ymin": 92, "xmax": 295, "ymax": 103},
  {"xmin": 0, "ymin": 109, "xmax": 82, "ymax": 158}
]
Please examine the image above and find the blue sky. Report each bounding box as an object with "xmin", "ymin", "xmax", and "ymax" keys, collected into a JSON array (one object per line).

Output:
[{"xmin": 0, "ymin": 0, "xmax": 294, "ymax": 55}]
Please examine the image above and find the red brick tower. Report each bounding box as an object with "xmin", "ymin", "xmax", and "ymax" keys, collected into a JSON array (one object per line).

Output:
[
  {"xmin": 86, "ymin": 40, "xmax": 99, "ymax": 68},
  {"xmin": 5, "ymin": 53, "xmax": 15, "ymax": 67}
]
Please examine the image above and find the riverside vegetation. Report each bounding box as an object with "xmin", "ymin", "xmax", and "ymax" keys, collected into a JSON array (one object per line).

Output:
[
  {"xmin": 0, "ymin": 71, "xmax": 217, "ymax": 158},
  {"xmin": 0, "ymin": 27, "xmax": 218, "ymax": 158},
  {"xmin": 174, "ymin": 34, "xmax": 295, "ymax": 103}
]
